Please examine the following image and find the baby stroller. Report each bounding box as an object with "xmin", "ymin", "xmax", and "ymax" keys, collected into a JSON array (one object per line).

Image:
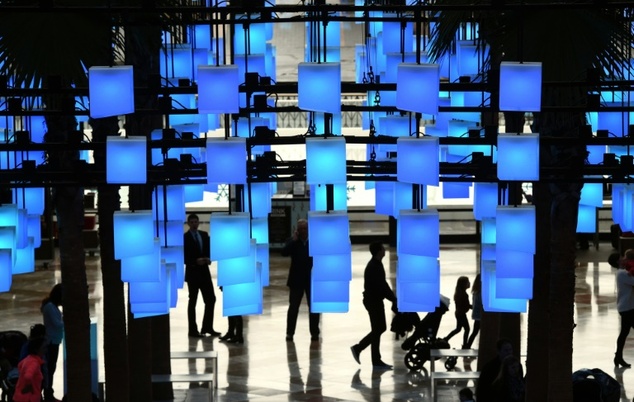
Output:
[{"xmin": 399, "ymin": 299, "xmax": 452, "ymax": 372}]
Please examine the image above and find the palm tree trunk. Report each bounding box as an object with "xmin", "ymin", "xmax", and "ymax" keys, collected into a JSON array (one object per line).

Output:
[{"xmin": 55, "ymin": 186, "xmax": 93, "ymax": 402}]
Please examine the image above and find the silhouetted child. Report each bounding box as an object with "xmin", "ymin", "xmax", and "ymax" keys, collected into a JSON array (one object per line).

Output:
[
  {"xmin": 443, "ymin": 276, "xmax": 472, "ymax": 349},
  {"xmin": 622, "ymin": 249, "xmax": 634, "ymax": 275}
]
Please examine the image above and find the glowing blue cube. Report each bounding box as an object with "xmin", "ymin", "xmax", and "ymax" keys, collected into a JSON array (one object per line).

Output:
[
  {"xmin": 496, "ymin": 206, "xmax": 535, "ymax": 254},
  {"xmin": 396, "ymin": 281, "xmax": 440, "ymax": 313},
  {"xmin": 27, "ymin": 214, "xmax": 41, "ymax": 248},
  {"xmin": 197, "ymin": 65, "xmax": 239, "ymax": 114},
  {"xmin": 497, "ymin": 134, "xmax": 539, "ymax": 181},
  {"xmin": 248, "ymin": 183, "xmax": 272, "ymax": 218},
  {"xmin": 89, "ymin": 66, "xmax": 134, "ymax": 118},
  {"xmin": 161, "ymin": 246, "xmax": 185, "ymax": 288},
  {"xmin": 580, "ymin": 182, "xmax": 603, "ymax": 208},
  {"xmin": 184, "ymin": 184, "xmax": 204, "ymax": 203},
  {"xmin": 375, "ymin": 181, "xmax": 394, "ymax": 216},
  {"xmin": 499, "ymin": 62, "xmax": 542, "ymax": 112},
  {"xmin": 311, "ymin": 280, "xmax": 349, "ymax": 313},
  {"xmin": 396, "ymin": 63, "xmax": 440, "ymax": 115},
  {"xmin": 234, "ymin": 23, "xmax": 266, "ymax": 55},
  {"xmin": 13, "ymin": 187, "xmax": 44, "ymax": 215},
  {"xmin": 156, "ymin": 221, "xmax": 184, "ymax": 247},
  {"xmin": 481, "ymin": 261, "xmax": 528, "ymax": 313},
  {"xmin": 308, "ymin": 211, "xmax": 351, "ymax": 256},
  {"xmin": 310, "ymin": 183, "xmax": 347, "ymax": 212},
  {"xmin": 0, "ymin": 250, "xmax": 12, "ymax": 292},
  {"xmin": 312, "ymin": 253, "xmax": 352, "ymax": 281},
  {"xmin": 121, "ymin": 239, "xmax": 161, "ymax": 282},
  {"xmin": 305, "ymin": 136, "xmax": 346, "ymax": 185},
  {"xmin": 209, "ymin": 212, "xmax": 251, "ymax": 260},
  {"xmin": 206, "ymin": 137, "xmax": 246, "ymax": 184},
  {"xmin": 106, "ymin": 136, "xmax": 147, "ymax": 184},
  {"xmin": 496, "ymin": 278, "xmax": 533, "ymax": 300},
  {"xmin": 457, "ymin": 41, "xmax": 479, "ymax": 76},
  {"xmin": 397, "ymin": 137, "xmax": 439, "ymax": 186},
  {"xmin": 473, "ymin": 183, "xmax": 498, "ymax": 220},
  {"xmin": 131, "ymin": 302, "xmax": 169, "ymax": 318},
  {"xmin": 442, "ymin": 182, "xmax": 471, "ymax": 199},
  {"xmin": 113, "ymin": 210, "xmax": 154, "ymax": 259},
  {"xmin": 251, "ymin": 218, "xmax": 269, "ymax": 244},
  {"xmin": 129, "ymin": 267, "xmax": 168, "ymax": 304},
  {"xmin": 218, "ymin": 240, "xmax": 257, "ymax": 286},
  {"xmin": 222, "ymin": 268, "xmax": 263, "ymax": 316},
  {"xmin": 396, "ymin": 254, "xmax": 439, "ymax": 283},
  {"xmin": 13, "ymin": 238, "xmax": 34, "ymax": 275},
  {"xmin": 577, "ymin": 205, "xmax": 597, "ymax": 233},
  {"xmin": 481, "ymin": 218, "xmax": 496, "ymax": 245},
  {"xmin": 298, "ymin": 62, "xmax": 341, "ymax": 114},
  {"xmin": 256, "ymin": 243, "xmax": 270, "ymax": 287},
  {"xmin": 393, "ymin": 182, "xmax": 418, "ymax": 218},
  {"xmin": 153, "ymin": 185, "xmax": 185, "ymax": 223},
  {"xmin": 397, "ymin": 209, "xmax": 439, "ymax": 257}
]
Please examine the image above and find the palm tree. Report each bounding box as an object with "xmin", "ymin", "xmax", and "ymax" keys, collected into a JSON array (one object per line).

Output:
[
  {"xmin": 427, "ymin": 2, "xmax": 634, "ymax": 401},
  {"xmin": 0, "ymin": 2, "xmax": 182, "ymax": 401}
]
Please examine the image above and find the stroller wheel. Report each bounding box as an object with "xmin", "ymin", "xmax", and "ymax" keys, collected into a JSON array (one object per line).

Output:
[
  {"xmin": 444, "ymin": 356, "xmax": 458, "ymax": 370},
  {"xmin": 404, "ymin": 345, "xmax": 428, "ymax": 371}
]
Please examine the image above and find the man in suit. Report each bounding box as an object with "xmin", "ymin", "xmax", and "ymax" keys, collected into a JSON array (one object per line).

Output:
[
  {"xmin": 184, "ymin": 213, "xmax": 219, "ymax": 337},
  {"xmin": 281, "ymin": 218, "xmax": 320, "ymax": 342}
]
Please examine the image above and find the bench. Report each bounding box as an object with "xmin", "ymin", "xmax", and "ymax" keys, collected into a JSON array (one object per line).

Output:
[
  {"xmin": 151, "ymin": 373, "xmax": 214, "ymax": 402},
  {"xmin": 169, "ymin": 350, "xmax": 218, "ymax": 390},
  {"xmin": 431, "ymin": 371, "xmax": 480, "ymax": 401},
  {"xmin": 429, "ymin": 349, "xmax": 479, "ymax": 402}
]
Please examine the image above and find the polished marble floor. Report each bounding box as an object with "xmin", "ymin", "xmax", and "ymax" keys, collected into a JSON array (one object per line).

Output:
[{"xmin": 1, "ymin": 242, "xmax": 632, "ymax": 401}]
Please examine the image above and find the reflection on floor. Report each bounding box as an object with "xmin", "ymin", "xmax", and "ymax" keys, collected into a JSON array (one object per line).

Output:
[{"xmin": 1, "ymin": 243, "xmax": 632, "ymax": 401}]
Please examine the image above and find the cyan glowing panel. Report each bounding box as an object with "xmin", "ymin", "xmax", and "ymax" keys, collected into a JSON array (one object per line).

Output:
[
  {"xmin": 13, "ymin": 238, "xmax": 34, "ymax": 275},
  {"xmin": 396, "ymin": 281, "xmax": 440, "ymax": 313},
  {"xmin": 298, "ymin": 62, "xmax": 341, "ymax": 114},
  {"xmin": 393, "ymin": 182, "xmax": 419, "ymax": 217},
  {"xmin": 311, "ymin": 280, "xmax": 349, "ymax": 313},
  {"xmin": 0, "ymin": 250, "xmax": 12, "ymax": 292},
  {"xmin": 481, "ymin": 243, "xmax": 496, "ymax": 262},
  {"xmin": 234, "ymin": 23, "xmax": 266, "ymax": 55},
  {"xmin": 30, "ymin": 115, "xmax": 46, "ymax": 143},
  {"xmin": 580, "ymin": 182, "xmax": 603, "ymax": 207},
  {"xmin": 15, "ymin": 209, "xmax": 27, "ymax": 249},
  {"xmin": 184, "ymin": 184, "xmax": 204, "ymax": 203},
  {"xmin": 499, "ymin": 62, "xmax": 542, "ymax": 112},
  {"xmin": 481, "ymin": 261, "xmax": 528, "ymax": 313},
  {"xmin": 481, "ymin": 218, "xmax": 496, "ymax": 245},
  {"xmin": 497, "ymin": 134, "xmax": 539, "ymax": 181},
  {"xmin": 386, "ymin": 53, "xmax": 417, "ymax": 82},
  {"xmin": 310, "ymin": 184, "xmax": 347, "ymax": 212},
  {"xmin": 612, "ymin": 184, "xmax": 624, "ymax": 228},
  {"xmin": 397, "ymin": 137, "xmax": 439, "ymax": 186},
  {"xmin": 577, "ymin": 205, "xmax": 597, "ymax": 233},
  {"xmin": 12, "ymin": 188, "xmax": 44, "ymax": 215},
  {"xmin": 251, "ymin": 218, "xmax": 269, "ymax": 244},
  {"xmin": 131, "ymin": 302, "xmax": 169, "ymax": 318},
  {"xmin": 166, "ymin": 262, "xmax": 178, "ymax": 308},
  {"xmin": 442, "ymin": 182, "xmax": 471, "ymax": 199},
  {"xmin": 375, "ymin": 181, "xmax": 394, "ymax": 216},
  {"xmin": 496, "ymin": 206, "xmax": 536, "ymax": 254},
  {"xmin": 106, "ymin": 136, "xmax": 147, "ymax": 184},
  {"xmin": 156, "ymin": 221, "xmax": 184, "ymax": 247},
  {"xmin": 197, "ymin": 65, "xmax": 239, "ymax": 114},
  {"xmin": 89, "ymin": 66, "xmax": 134, "ymax": 118},
  {"xmin": 209, "ymin": 212, "xmax": 251, "ymax": 260},
  {"xmin": 397, "ymin": 209, "xmax": 439, "ymax": 257},
  {"xmin": 161, "ymin": 246, "xmax": 184, "ymax": 288},
  {"xmin": 307, "ymin": 211, "xmax": 351, "ymax": 256},
  {"xmin": 248, "ymin": 183, "xmax": 272, "ymax": 218},
  {"xmin": 597, "ymin": 104, "xmax": 631, "ymax": 136},
  {"xmin": 113, "ymin": 210, "xmax": 154, "ymax": 260},
  {"xmin": 496, "ymin": 249, "xmax": 534, "ymax": 279},
  {"xmin": 27, "ymin": 214, "xmax": 41, "ymax": 248},
  {"xmin": 623, "ymin": 187, "xmax": 634, "ymax": 232},
  {"xmin": 206, "ymin": 137, "xmax": 247, "ymax": 184},
  {"xmin": 382, "ymin": 19, "xmax": 413, "ymax": 54},
  {"xmin": 222, "ymin": 268, "xmax": 263, "ymax": 316},
  {"xmin": 587, "ymin": 145, "xmax": 606, "ymax": 165},
  {"xmin": 129, "ymin": 267, "xmax": 168, "ymax": 304},
  {"xmin": 171, "ymin": 46, "xmax": 193, "ymax": 79},
  {"xmin": 457, "ymin": 41, "xmax": 479, "ymax": 76},
  {"xmin": 194, "ymin": 25, "xmax": 212, "ymax": 49},
  {"xmin": 305, "ymin": 136, "xmax": 346, "ymax": 185},
  {"xmin": 0, "ymin": 204, "xmax": 18, "ymax": 227},
  {"xmin": 496, "ymin": 278, "xmax": 533, "ymax": 299},
  {"xmin": 396, "ymin": 63, "xmax": 440, "ymax": 115},
  {"xmin": 474, "ymin": 183, "xmax": 498, "ymax": 220},
  {"xmin": 218, "ymin": 240, "xmax": 257, "ymax": 286},
  {"xmin": 0, "ymin": 227, "xmax": 16, "ymax": 265},
  {"xmin": 256, "ymin": 243, "xmax": 270, "ymax": 287},
  {"xmin": 153, "ymin": 185, "xmax": 185, "ymax": 223},
  {"xmin": 396, "ymin": 254, "xmax": 439, "ymax": 283},
  {"xmin": 121, "ymin": 238, "xmax": 161, "ymax": 282},
  {"xmin": 312, "ymin": 253, "xmax": 352, "ymax": 281}
]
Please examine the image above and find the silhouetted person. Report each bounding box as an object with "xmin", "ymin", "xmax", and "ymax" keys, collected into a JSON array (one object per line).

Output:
[
  {"xmin": 491, "ymin": 355, "xmax": 525, "ymax": 402},
  {"xmin": 614, "ymin": 248, "xmax": 634, "ymax": 367},
  {"xmin": 184, "ymin": 213, "xmax": 219, "ymax": 337},
  {"xmin": 41, "ymin": 283, "xmax": 63, "ymax": 402},
  {"xmin": 443, "ymin": 276, "xmax": 472, "ymax": 349},
  {"xmin": 350, "ymin": 242, "xmax": 397, "ymax": 369},
  {"xmin": 282, "ymin": 219, "xmax": 320, "ymax": 341},
  {"xmin": 466, "ymin": 274, "xmax": 482, "ymax": 349},
  {"xmin": 476, "ymin": 338, "xmax": 514, "ymax": 402},
  {"xmin": 13, "ymin": 337, "xmax": 47, "ymax": 402}
]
